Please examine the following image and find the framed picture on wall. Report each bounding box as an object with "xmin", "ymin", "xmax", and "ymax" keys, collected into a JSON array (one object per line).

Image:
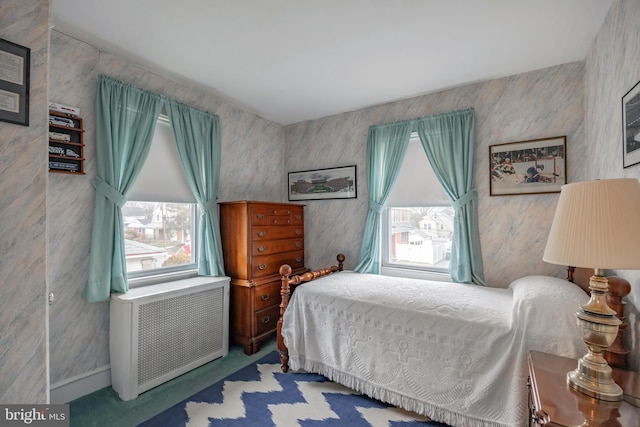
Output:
[
  {"xmin": 489, "ymin": 136, "xmax": 567, "ymax": 196},
  {"xmin": 622, "ymin": 79, "xmax": 640, "ymax": 168},
  {"xmin": 0, "ymin": 38, "xmax": 30, "ymax": 126},
  {"xmin": 288, "ymin": 165, "xmax": 357, "ymax": 201}
]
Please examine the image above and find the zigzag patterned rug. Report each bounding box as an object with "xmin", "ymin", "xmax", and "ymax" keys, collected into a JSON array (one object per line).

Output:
[{"xmin": 139, "ymin": 351, "xmax": 446, "ymax": 427}]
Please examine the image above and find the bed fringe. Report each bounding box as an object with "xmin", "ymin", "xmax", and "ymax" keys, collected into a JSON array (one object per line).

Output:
[{"xmin": 291, "ymin": 357, "xmax": 510, "ymax": 427}]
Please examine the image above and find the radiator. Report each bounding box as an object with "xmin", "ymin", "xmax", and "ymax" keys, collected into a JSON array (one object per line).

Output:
[{"xmin": 110, "ymin": 276, "xmax": 230, "ymax": 401}]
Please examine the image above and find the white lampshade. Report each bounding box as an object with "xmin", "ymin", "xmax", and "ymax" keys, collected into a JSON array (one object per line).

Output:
[{"xmin": 543, "ymin": 178, "xmax": 640, "ymax": 269}]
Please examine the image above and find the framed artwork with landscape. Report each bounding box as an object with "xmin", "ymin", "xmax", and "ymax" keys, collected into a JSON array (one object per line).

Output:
[
  {"xmin": 489, "ymin": 136, "xmax": 567, "ymax": 196},
  {"xmin": 288, "ymin": 165, "xmax": 357, "ymax": 201},
  {"xmin": 623, "ymin": 79, "xmax": 640, "ymax": 168}
]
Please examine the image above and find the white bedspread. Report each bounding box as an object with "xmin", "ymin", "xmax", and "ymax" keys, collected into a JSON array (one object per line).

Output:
[{"xmin": 281, "ymin": 271, "xmax": 588, "ymax": 427}]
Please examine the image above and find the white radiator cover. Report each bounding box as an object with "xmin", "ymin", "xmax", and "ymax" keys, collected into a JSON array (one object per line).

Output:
[{"xmin": 110, "ymin": 276, "xmax": 230, "ymax": 401}]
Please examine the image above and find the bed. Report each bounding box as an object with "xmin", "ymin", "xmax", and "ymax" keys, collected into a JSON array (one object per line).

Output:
[{"xmin": 276, "ymin": 254, "xmax": 630, "ymax": 427}]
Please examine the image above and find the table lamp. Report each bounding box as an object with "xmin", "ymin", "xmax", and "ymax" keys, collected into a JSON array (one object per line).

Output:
[{"xmin": 543, "ymin": 178, "xmax": 640, "ymax": 402}]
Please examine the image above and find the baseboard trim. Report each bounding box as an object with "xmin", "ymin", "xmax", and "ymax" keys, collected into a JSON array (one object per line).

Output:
[{"xmin": 50, "ymin": 365, "xmax": 111, "ymax": 403}]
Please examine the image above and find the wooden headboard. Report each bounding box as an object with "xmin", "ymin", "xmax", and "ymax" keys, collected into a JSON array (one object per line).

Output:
[
  {"xmin": 277, "ymin": 254, "xmax": 345, "ymax": 372},
  {"xmin": 567, "ymin": 266, "xmax": 631, "ymax": 370}
]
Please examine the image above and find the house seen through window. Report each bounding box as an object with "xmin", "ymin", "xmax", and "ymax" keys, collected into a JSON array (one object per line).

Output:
[
  {"xmin": 123, "ymin": 115, "xmax": 197, "ymax": 278},
  {"xmin": 123, "ymin": 202, "xmax": 195, "ymax": 273},
  {"xmin": 385, "ymin": 206, "xmax": 454, "ymax": 271}
]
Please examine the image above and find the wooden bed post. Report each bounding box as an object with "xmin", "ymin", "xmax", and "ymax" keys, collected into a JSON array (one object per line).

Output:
[
  {"xmin": 277, "ymin": 264, "xmax": 292, "ymax": 372},
  {"xmin": 602, "ymin": 276, "xmax": 631, "ymax": 369},
  {"xmin": 277, "ymin": 253, "xmax": 345, "ymax": 372}
]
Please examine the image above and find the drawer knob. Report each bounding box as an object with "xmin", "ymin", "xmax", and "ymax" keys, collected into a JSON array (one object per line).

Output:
[
  {"xmin": 295, "ymin": 215, "xmax": 301, "ymax": 220},
  {"xmin": 258, "ymin": 246, "xmax": 266, "ymax": 252},
  {"xmin": 261, "ymin": 316, "xmax": 271, "ymax": 324},
  {"xmin": 256, "ymin": 214, "xmax": 264, "ymax": 219},
  {"xmin": 295, "ymin": 230, "xmax": 301, "ymax": 235},
  {"xmin": 261, "ymin": 294, "xmax": 270, "ymax": 301},
  {"xmin": 258, "ymin": 264, "xmax": 267, "ymax": 270},
  {"xmin": 257, "ymin": 231, "xmax": 265, "ymax": 237},
  {"xmin": 295, "ymin": 257, "xmax": 302, "ymax": 262},
  {"xmin": 295, "ymin": 242, "xmax": 301, "ymax": 248}
]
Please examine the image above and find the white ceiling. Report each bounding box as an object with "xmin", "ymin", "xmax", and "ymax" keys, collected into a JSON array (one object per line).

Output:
[{"xmin": 51, "ymin": 0, "xmax": 613, "ymax": 126}]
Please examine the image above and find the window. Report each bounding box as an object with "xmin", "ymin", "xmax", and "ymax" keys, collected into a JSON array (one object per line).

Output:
[
  {"xmin": 124, "ymin": 115, "xmax": 197, "ymax": 280},
  {"xmin": 382, "ymin": 134, "xmax": 453, "ymax": 274},
  {"xmin": 123, "ymin": 201, "xmax": 196, "ymax": 274},
  {"xmin": 384, "ymin": 206, "xmax": 454, "ymax": 271}
]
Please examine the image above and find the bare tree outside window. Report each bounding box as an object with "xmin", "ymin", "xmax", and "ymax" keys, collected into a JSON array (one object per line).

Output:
[{"xmin": 123, "ymin": 201, "xmax": 196, "ymax": 273}]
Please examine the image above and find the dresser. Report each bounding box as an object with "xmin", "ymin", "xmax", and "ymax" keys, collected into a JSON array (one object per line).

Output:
[
  {"xmin": 219, "ymin": 201, "xmax": 306, "ymax": 354},
  {"xmin": 527, "ymin": 351, "xmax": 640, "ymax": 426}
]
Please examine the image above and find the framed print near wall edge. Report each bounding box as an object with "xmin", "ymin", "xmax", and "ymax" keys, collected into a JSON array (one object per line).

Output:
[
  {"xmin": 489, "ymin": 136, "xmax": 567, "ymax": 196},
  {"xmin": 0, "ymin": 38, "xmax": 30, "ymax": 126},
  {"xmin": 288, "ymin": 165, "xmax": 357, "ymax": 201},
  {"xmin": 622, "ymin": 79, "xmax": 640, "ymax": 168}
]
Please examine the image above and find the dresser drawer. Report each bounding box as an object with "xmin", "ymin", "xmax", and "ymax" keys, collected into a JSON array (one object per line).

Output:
[
  {"xmin": 252, "ymin": 238, "xmax": 303, "ymax": 256},
  {"xmin": 250, "ymin": 206, "xmax": 269, "ymax": 226},
  {"xmin": 252, "ymin": 226, "xmax": 304, "ymax": 241},
  {"xmin": 251, "ymin": 251, "xmax": 304, "ymax": 277},
  {"xmin": 268, "ymin": 207, "xmax": 293, "ymax": 216},
  {"xmin": 254, "ymin": 282, "xmax": 281, "ymax": 311},
  {"xmin": 269, "ymin": 216, "xmax": 292, "ymax": 225},
  {"xmin": 255, "ymin": 305, "xmax": 280, "ymax": 335}
]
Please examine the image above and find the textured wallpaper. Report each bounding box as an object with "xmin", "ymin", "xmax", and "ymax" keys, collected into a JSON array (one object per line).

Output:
[
  {"xmin": 585, "ymin": 0, "xmax": 640, "ymax": 370},
  {"xmin": 0, "ymin": 0, "xmax": 49, "ymax": 403}
]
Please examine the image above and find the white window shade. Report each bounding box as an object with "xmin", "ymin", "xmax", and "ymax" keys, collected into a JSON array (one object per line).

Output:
[
  {"xmin": 385, "ymin": 136, "xmax": 450, "ymax": 207},
  {"xmin": 128, "ymin": 118, "xmax": 195, "ymax": 203}
]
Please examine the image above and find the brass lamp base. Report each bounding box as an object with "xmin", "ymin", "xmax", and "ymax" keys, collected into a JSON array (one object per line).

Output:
[
  {"xmin": 567, "ymin": 272, "xmax": 623, "ymax": 402},
  {"xmin": 567, "ymin": 269, "xmax": 622, "ymax": 402},
  {"xmin": 567, "ymin": 352, "xmax": 623, "ymax": 402}
]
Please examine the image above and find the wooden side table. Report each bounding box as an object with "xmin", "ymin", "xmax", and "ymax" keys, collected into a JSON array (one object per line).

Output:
[{"xmin": 527, "ymin": 351, "xmax": 640, "ymax": 426}]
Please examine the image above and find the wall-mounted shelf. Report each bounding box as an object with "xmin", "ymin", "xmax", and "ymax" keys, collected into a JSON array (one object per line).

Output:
[{"xmin": 48, "ymin": 110, "xmax": 85, "ymax": 174}]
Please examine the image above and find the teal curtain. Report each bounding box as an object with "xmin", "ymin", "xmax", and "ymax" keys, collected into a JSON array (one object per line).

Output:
[
  {"xmin": 415, "ymin": 108, "xmax": 485, "ymax": 285},
  {"xmin": 354, "ymin": 121, "xmax": 413, "ymax": 273},
  {"xmin": 83, "ymin": 75, "xmax": 163, "ymax": 302},
  {"xmin": 166, "ymin": 101, "xmax": 224, "ymax": 276}
]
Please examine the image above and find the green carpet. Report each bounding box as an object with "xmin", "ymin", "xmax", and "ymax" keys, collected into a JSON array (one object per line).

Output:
[{"xmin": 69, "ymin": 337, "xmax": 277, "ymax": 427}]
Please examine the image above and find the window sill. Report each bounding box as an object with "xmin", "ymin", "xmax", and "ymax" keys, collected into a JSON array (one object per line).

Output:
[
  {"xmin": 380, "ymin": 265, "xmax": 451, "ymax": 282},
  {"xmin": 128, "ymin": 268, "xmax": 199, "ymax": 288}
]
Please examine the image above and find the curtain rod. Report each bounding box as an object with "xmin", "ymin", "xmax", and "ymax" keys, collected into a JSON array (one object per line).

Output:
[
  {"xmin": 369, "ymin": 107, "xmax": 474, "ymax": 131},
  {"xmin": 99, "ymin": 74, "xmax": 219, "ymax": 120}
]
